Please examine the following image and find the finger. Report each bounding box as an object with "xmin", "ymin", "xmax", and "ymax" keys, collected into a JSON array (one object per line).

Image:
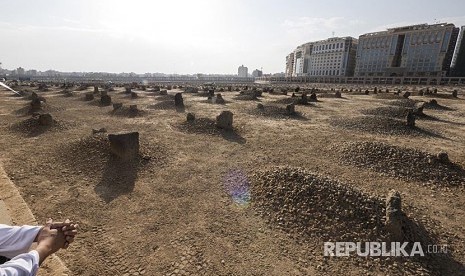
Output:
[
  {"xmin": 64, "ymin": 229, "xmax": 78, "ymax": 236},
  {"xmin": 51, "ymin": 221, "xmax": 73, "ymax": 229},
  {"xmin": 62, "ymin": 224, "xmax": 77, "ymax": 232},
  {"xmin": 65, "ymin": 236, "xmax": 75, "ymax": 243},
  {"xmin": 49, "ymin": 229, "xmax": 58, "ymax": 237}
]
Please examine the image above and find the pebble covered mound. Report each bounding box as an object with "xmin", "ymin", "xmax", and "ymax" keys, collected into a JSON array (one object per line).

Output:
[
  {"xmin": 247, "ymin": 105, "xmax": 306, "ymax": 120},
  {"xmin": 316, "ymin": 92, "xmax": 344, "ymax": 98},
  {"xmin": 54, "ymin": 134, "xmax": 167, "ymax": 176},
  {"xmin": 330, "ymin": 115, "xmax": 438, "ymax": 136},
  {"xmin": 250, "ymin": 167, "xmax": 387, "ymax": 241},
  {"xmin": 424, "ymin": 100, "xmax": 454, "ymax": 111},
  {"xmin": 338, "ymin": 141, "xmax": 465, "ymax": 186},
  {"xmin": 361, "ymin": 106, "xmax": 411, "ymax": 118},
  {"xmin": 176, "ymin": 118, "xmax": 243, "ymax": 138},
  {"xmin": 9, "ymin": 117, "xmax": 70, "ymax": 137},
  {"xmin": 110, "ymin": 106, "xmax": 147, "ymax": 117},
  {"xmin": 272, "ymin": 97, "xmax": 315, "ymax": 105},
  {"xmin": 14, "ymin": 102, "xmax": 62, "ymax": 116},
  {"xmin": 233, "ymin": 92, "xmax": 261, "ymax": 101},
  {"xmin": 386, "ymin": 99, "xmax": 419, "ymax": 108},
  {"xmin": 148, "ymin": 100, "xmax": 185, "ymax": 111},
  {"xmin": 373, "ymin": 93, "xmax": 403, "ymax": 100}
]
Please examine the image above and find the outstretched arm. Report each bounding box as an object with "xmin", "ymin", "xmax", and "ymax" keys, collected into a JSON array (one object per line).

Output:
[
  {"xmin": 0, "ymin": 250, "xmax": 40, "ymax": 276},
  {"xmin": 0, "ymin": 225, "xmax": 42, "ymax": 259},
  {"xmin": 0, "ymin": 219, "xmax": 75, "ymax": 276}
]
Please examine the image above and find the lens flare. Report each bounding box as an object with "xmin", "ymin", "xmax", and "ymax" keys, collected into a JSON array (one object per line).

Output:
[{"xmin": 223, "ymin": 169, "xmax": 251, "ymax": 207}]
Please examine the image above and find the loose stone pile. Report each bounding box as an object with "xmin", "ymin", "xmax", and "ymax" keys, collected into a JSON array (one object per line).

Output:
[
  {"xmin": 54, "ymin": 134, "xmax": 167, "ymax": 177},
  {"xmin": 149, "ymin": 93, "xmax": 185, "ymax": 111},
  {"xmin": 233, "ymin": 90, "xmax": 261, "ymax": 101},
  {"xmin": 176, "ymin": 111, "xmax": 240, "ymax": 137},
  {"xmin": 361, "ymin": 105, "xmax": 431, "ymax": 120},
  {"xmin": 9, "ymin": 113, "xmax": 68, "ymax": 137},
  {"xmin": 250, "ymin": 167, "xmax": 388, "ymax": 241},
  {"xmin": 247, "ymin": 104, "xmax": 305, "ymax": 120},
  {"xmin": 338, "ymin": 141, "xmax": 465, "ymax": 186},
  {"xmin": 330, "ymin": 115, "xmax": 435, "ymax": 136},
  {"xmin": 110, "ymin": 104, "xmax": 146, "ymax": 117}
]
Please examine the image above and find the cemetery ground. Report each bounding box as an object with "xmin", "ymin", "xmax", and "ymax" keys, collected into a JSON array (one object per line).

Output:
[{"xmin": 0, "ymin": 83, "xmax": 464, "ymax": 275}]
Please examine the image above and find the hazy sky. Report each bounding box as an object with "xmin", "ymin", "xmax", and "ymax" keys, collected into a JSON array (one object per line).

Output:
[{"xmin": 1, "ymin": 0, "xmax": 464, "ymax": 74}]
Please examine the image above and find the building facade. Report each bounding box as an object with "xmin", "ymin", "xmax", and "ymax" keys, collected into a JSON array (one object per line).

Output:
[
  {"xmin": 238, "ymin": 65, "xmax": 248, "ymax": 78},
  {"xmin": 285, "ymin": 53, "xmax": 294, "ymax": 77},
  {"xmin": 252, "ymin": 69, "xmax": 263, "ymax": 78},
  {"xmin": 285, "ymin": 37, "xmax": 357, "ymax": 77},
  {"xmin": 451, "ymin": 26, "xmax": 465, "ymax": 77},
  {"xmin": 355, "ymin": 23, "xmax": 459, "ymax": 77},
  {"xmin": 308, "ymin": 37, "xmax": 357, "ymax": 77},
  {"xmin": 292, "ymin": 42, "xmax": 313, "ymax": 76}
]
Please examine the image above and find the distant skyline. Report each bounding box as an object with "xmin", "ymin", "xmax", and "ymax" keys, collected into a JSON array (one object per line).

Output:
[{"xmin": 1, "ymin": 0, "xmax": 465, "ymax": 74}]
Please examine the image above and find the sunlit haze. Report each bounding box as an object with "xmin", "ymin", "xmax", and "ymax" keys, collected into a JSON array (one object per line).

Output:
[{"xmin": 1, "ymin": 0, "xmax": 465, "ymax": 74}]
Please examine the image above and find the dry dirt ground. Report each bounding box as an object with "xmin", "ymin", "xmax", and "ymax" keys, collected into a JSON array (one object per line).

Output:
[{"xmin": 0, "ymin": 83, "xmax": 464, "ymax": 275}]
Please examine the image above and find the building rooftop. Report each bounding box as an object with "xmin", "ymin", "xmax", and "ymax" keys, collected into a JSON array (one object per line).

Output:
[{"xmin": 361, "ymin": 23, "xmax": 456, "ymax": 37}]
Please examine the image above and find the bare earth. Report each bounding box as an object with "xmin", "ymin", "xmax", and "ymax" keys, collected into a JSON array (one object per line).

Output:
[{"xmin": 0, "ymin": 83, "xmax": 464, "ymax": 275}]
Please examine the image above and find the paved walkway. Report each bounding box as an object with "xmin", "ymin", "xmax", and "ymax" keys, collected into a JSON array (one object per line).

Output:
[{"xmin": 0, "ymin": 161, "xmax": 70, "ymax": 275}]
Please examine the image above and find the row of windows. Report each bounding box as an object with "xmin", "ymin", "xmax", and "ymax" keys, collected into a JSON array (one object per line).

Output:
[
  {"xmin": 410, "ymin": 31, "xmax": 444, "ymax": 44},
  {"xmin": 360, "ymin": 37, "xmax": 390, "ymax": 49},
  {"xmin": 309, "ymin": 70, "xmax": 342, "ymax": 76},
  {"xmin": 310, "ymin": 66, "xmax": 342, "ymax": 71},
  {"xmin": 360, "ymin": 30, "xmax": 445, "ymax": 49},
  {"xmin": 313, "ymin": 42, "xmax": 346, "ymax": 52}
]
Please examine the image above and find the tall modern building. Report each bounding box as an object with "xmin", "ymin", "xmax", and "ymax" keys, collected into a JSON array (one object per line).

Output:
[
  {"xmin": 355, "ymin": 23, "xmax": 459, "ymax": 77},
  {"xmin": 293, "ymin": 42, "xmax": 313, "ymax": 76},
  {"xmin": 308, "ymin": 37, "xmax": 358, "ymax": 77},
  {"xmin": 252, "ymin": 69, "xmax": 263, "ymax": 78},
  {"xmin": 285, "ymin": 37, "xmax": 358, "ymax": 77},
  {"xmin": 285, "ymin": 53, "xmax": 294, "ymax": 77},
  {"xmin": 451, "ymin": 26, "xmax": 465, "ymax": 77},
  {"xmin": 238, "ymin": 65, "xmax": 248, "ymax": 78}
]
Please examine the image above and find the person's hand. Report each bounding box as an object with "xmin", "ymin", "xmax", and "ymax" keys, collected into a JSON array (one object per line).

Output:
[
  {"xmin": 54, "ymin": 219, "xmax": 78, "ymax": 249},
  {"xmin": 36, "ymin": 218, "xmax": 79, "ymax": 249},
  {"xmin": 35, "ymin": 219, "xmax": 67, "ymax": 265}
]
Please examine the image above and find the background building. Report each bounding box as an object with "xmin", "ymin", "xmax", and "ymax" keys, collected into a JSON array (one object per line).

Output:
[
  {"xmin": 308, "ymin": 37, "xmax": 358, "ymax": 77},
  {"xmin": 285, "ymin": 53, "xmax": 294, "ymax": 77},
  {"xmin": 451, "ymin": 26, "xmax": 465, "ymax": 77},
  {"xmin": 285, "ymin": 37, "xmax": 357, "ymax": 77},
  {"xmin": 292, "ymin": 42, "xmax": 313, "ymax": 77},
  {"xmin": 238, "ymin": 65, "xmax": 248, "ymax": 78},
  {"xmin": 252, "ymin": 69, "xmax": 263, "ymax": 78},
  {"xmin": 355, "ymin": 23, "xmax": 459, "ymax": 77}
]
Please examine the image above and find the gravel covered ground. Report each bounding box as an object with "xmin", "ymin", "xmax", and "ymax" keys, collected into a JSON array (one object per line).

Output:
[
  {"xmin": 148, "ymin": 100, "xmax": 186, "ymax": 111},
  {"xmin": 8, "ymin": 117, "xmax": 71, "ymax": 137},
  {"xmin": 329, "ymin": 115, "xmax": 440, "ymax": 136},
  {"xmin": 110, "ymin": 106, "xmax": 147, "ymax": 117},
  {"xmin": 337, "ymin": 141, "xmax": 465, "ymax": 186},
  {"xmin": 250, "ymin": 167, "xmax": 387, "ymax": 241},
  {"xmin": 361, "ymin": 106, "xmax": 412, "ymax": 118},
  {"xmin": 0, "ymin": 84, "xmax": 464, "ymax": 275},
  {"xmin": 247, "ymin": 104, "xmax": 306, "ymax": 120}
]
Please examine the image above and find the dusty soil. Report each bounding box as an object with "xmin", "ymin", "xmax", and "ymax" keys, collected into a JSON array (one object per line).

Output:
[{"xmin": 0, "ymin": 83, "xmax": 464, "ymax": 275}]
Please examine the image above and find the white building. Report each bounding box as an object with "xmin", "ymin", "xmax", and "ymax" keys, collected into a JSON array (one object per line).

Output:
[
  {"xmin": 252, "ymin": 69, "xmax": 263, "ymax": 78},
  {"xmin": 308, "ymin": 37, "xmax": 357, "ymax": 77},
  {"xmin": 238, "ymin": 65, "xmax": 248, "ymax": 78},
  {"xmin": 286, "ymin": 37, "xmax": 357, "ymax": 77},
  {"xmin": 293, "ymin": 42, "xmax": 313, "ymax": 77},
  {"xmin": 285, "ymin": 53, "xmax": 294, "ymax": 77}
]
